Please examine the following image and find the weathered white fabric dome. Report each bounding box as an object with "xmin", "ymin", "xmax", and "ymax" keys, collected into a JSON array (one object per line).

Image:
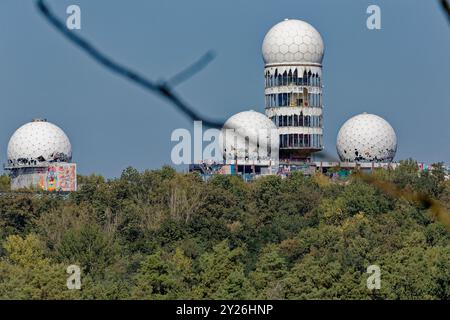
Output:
[
  {"xmin": 221, "ymin": 110, "xmax": 279, "ymax": 165},
  {"xmin": 7, "ymin": 119, "xmax": 72, "ymax": 165},
  {"xmin": 336, "ymin": 113, "xmax": 397, "ymax": 162},
  {"xmin": 262, "ymin": 19, "xmax": 324, "ymax": 65}
]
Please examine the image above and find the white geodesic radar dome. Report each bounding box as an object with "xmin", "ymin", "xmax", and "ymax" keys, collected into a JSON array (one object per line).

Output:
[
  {"xmin": 221, "ymin": 110, "xmax": 279, "ymax": 165},
  {"xmin": 336, "ymin": 113, "xmax": 397, "ymax": 163},
  {"xmin": 262, "ymin": 19, "xmax": 324, "ymax": 65},
  {"xmin": 7, "ymin": 119, "xmax": 72, "ymax": 165}
]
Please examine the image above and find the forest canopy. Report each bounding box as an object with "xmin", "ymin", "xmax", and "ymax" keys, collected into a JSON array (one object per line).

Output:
[{"xmin": 0, "ymin": 159, "xmax": 449, "ymax": 300}]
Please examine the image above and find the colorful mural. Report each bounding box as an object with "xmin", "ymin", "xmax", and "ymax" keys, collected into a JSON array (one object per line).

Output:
[
  {"xmin": 43, "ymin": 163, "xmax": 77, "ymax": 192},
  {"xmin": 217, "ymin": 164, "xmax": 236, "ymax": 175}
]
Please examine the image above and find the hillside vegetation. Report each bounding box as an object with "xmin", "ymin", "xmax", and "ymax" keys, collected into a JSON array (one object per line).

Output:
[{"xmin": 0, "ymin": 159, "xmax": 449, "ymax": 299}]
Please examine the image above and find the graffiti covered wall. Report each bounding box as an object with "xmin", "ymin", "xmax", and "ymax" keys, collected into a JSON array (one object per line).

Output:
[{"xmin": 43, "ymin": 163, "xmax": 77, "ymax": 191}]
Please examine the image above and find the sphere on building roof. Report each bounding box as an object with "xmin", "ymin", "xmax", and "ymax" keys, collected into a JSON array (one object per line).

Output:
[
  {"xmin": 221, "ymin": 110, "xmax": 278, "ymax": 165},
  {"xmin": 262, "ymin": 19, "xmax": 324, "ymax": 65},
  {"xmin": 7, "ymin": 119, "xmax": 72, "ymax": 166},
  {"xmin": 336, "ymin": 113, "xmax": 397, "ymax": 163}
]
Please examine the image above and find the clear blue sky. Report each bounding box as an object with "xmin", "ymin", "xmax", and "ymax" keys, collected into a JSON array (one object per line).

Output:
[{"xmin": 1, "ymin": 0, "xmax": 449, "ymax": 177}]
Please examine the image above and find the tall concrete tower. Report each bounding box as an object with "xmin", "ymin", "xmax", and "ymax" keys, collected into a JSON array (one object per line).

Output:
[{"xmin": 262, "ymin": 19, "xmax": 325, "ymax": 163}]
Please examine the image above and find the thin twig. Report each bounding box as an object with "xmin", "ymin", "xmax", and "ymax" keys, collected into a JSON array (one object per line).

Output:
[
  {"xmin": 36, "ymin": 0, "xmax": 222, "ymax": 128},
  {"xmin": 355, "ymin": 172, "xmax": 450, "ymax": 231},
  {"xmin": 441, "ymin": 0, "xmax": 450, "ymax": 23},
  {"xmin": 167, "ymin": 51, "xmax": 216, "ymax": 88}
]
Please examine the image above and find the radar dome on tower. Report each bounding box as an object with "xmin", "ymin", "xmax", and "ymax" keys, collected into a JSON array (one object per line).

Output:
[
  {"xmin": 336, "ymin": 113, "xmax": 397, "ymax": 163},
  {"xmin": 262, "ymin": 19, "xmax": 325, "ymax": 163},
  {"xmin": 5, "ymin": 118, "xmax": 77, "ymax": 192},
  {"xmin": 221, "ymin": 110, "xmax": 279, "ymax": 166},
  {"xmin": 262, "ymin": 19, "xmax": 324, "ymax": 65},
  {"xmin": 7, "ymin": 118, "xmax": 72, "ymax": 166}
]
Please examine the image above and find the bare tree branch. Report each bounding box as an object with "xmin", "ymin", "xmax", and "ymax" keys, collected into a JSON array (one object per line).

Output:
[
  {"xmin": 440, "ymin": 0, "xmax": 450, "ymax": 23},
  {"xmin": 166, "ymin": 51, "xmax": 216, "ymax": 88},
  {"xmin": 356, "ymin": 172, "xmax": 450, "ymax": 231},
  {"xmin": 36, "ymin": 0, "xmax": 223, "ymax": 128}
]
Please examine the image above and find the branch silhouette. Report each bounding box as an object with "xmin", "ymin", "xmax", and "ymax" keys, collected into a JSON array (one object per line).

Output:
[
  {"xmin": 441, "ymin": 0, "xmax": 450, "ymax": 23},
  {"xmin": 166, "ymin": 51, "xmax": 216, "ymax": 88},
  {"xmin": 36, "ymin": 0, "xmax": 222, "ymax": 128},
  {"xmin": 355, "ymin": 172, "xmax": 450, "ymax": 231}
]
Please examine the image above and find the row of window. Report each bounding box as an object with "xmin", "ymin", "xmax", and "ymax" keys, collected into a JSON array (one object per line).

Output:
[
  {"xmin": 265, "ymin": 70, "xmax": 321, "ymax": 88},
  {"xmin": 271, "ymin": 114, "xmax": 322, "ymax": 128},
  {"xmin": 265, "ymin": 92, "xmax": 322, "ymax": 108},
  {"xmin": 280, "ymin": 134, "xmax": 323, "ymax": 149}
]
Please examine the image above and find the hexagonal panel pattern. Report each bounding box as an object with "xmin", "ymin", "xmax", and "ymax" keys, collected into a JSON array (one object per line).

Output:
[
  {"xmin": 262, "ymin": 19, "xmax": 324, "ymax": 65},
  {"xmin": 7, "ymin": 119, "xmax": 72, "ymax": 163},
  {"xmin": 336, "ymin": 113, "xmax": 397, "ymax": 162}
]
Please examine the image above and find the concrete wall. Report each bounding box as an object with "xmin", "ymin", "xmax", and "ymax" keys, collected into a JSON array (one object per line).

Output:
[
  {"xmin": 10, "ymin": 167, "xmax": 47, "ymax": 190},
  {"xmin": 8, "ymin": 163, "xmax": 77, "ymax": 191}
]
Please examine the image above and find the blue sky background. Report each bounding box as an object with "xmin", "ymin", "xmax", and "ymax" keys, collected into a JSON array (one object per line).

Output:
[{"xmin": 0, "ymin": 0, "xmax": 449, "ymax": 177}]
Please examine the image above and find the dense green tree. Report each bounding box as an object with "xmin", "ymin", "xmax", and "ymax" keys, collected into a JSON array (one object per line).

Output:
[
  {"xmin": 132, "ymin": 247, "xmax": 194, "ymax": 299},
  {"xmin": 0, "ymin": 163, "xmax": 448, "ymax": 299},
  {"xmin": 250, "ymin": 244, "xmax": 288, "ymax": 299},
  {"xmin": 55, "ymin": 224, "xmax": 122, "ymax": 279},
  {"xmin": 0, "ymin": 175, "xmax": 10, "ymax": 192},
  {"xmin": 192, "ymin": 241, "xmax": 249, "ymax": 299},
  {"xmin": 380, "ymin": 246, "xmax": 450, "ymax": 299},
  {"xmin": 0, "ymin": 234, "xmax": 77, "ymax": 299}
]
